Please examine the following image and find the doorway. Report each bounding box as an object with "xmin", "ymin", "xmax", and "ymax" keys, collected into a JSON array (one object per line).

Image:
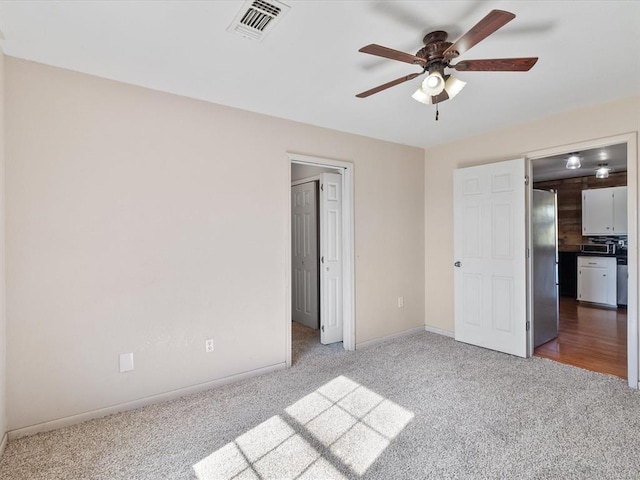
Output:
[
  {"xmin": 291, "ymin": 166, "xmax": 342, "ymax": 362},
  {"xmin": 286, "ymin": 154, "xmax": 356, "ymax": 367},
  {"xmin": 527, "ymin": 135, "xmax": 638, "ymax": 387},
  {"xmin": 452, "ymin": 134, "xmax": 637, "ymax": 387}
]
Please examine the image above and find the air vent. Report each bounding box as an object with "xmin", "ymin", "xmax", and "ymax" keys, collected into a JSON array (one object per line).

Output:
[{"xmin": 227, "ymin": 0, "xmax": 291, "ymax": 42}]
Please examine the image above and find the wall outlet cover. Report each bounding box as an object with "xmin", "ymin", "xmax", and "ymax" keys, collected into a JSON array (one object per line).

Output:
[{"xmin": 119, "ymin": 352, "xmax": 134, "ymax": 373}]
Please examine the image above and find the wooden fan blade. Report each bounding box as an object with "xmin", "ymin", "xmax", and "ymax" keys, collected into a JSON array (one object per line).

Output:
[
  {"xmin": 359, "ymin": 44, "xmax": 426, "ymax": 65},
  {"xmin": 444, "ymin": 10, "xmax": 515, "ymax": 57},
  {"xmin": 451, "ymin": 57, "xmax": 538, "ymax": 71},
  {"xmin": 356, "ymin": 73, "xmax": 421, "ymax": 98}
]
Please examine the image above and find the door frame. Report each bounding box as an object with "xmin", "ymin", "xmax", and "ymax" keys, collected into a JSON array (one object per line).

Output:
[
  {"xmin": 525, "ymin": 132, "xmax": 638, "ymax": 388},
  {"xmin": 285, "ymin": 153, "xmax": 356, "ymax": 366}
]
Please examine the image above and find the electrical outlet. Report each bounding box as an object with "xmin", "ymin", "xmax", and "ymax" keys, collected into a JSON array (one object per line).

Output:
[
  {"xmin": 205, "ymin": 338, "xmax": 214, "ymax": 353},
  {"xmin": 397, "ymin": 296, "xmax": 404, "ymax": 308}
]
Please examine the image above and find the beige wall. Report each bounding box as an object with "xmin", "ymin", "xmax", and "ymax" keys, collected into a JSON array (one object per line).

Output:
[
  {"xmin": 424, "ymin": 95, "xmax": 640, "ymax": 333},
  {"xmin": 5, "ymin": 57, "xmax": 425, "ymax": 431},
  {"xmin": 0, "ymin": 51, "xmax": 6, "ymax": 447}
]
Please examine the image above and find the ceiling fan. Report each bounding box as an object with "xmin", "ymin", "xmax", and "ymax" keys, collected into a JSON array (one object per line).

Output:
[{"xmin": 356, "ymin": 9, "xmax": 538, "ymax": 106}]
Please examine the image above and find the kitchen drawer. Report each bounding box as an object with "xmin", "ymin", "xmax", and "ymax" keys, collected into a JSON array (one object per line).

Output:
[{"xmin": 577, "ymin": 256, "xmax": 616, "ymax": 268}]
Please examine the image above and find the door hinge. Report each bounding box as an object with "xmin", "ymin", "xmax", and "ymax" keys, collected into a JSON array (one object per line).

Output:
[
  {"xmin": 526, "ymin": 321, "xmax": 530, "ymax": 332},
  {"xmin": 525, "ymin": 175, "xmax": 529, "ymax": 185},
  {"xmin": 526, "ymin": 248, "xmax": 530, "ymax": 259},
  {"xmin": 321, "ymin": 325, "xmax": 324, "ymax": 332},
  {"xmin": 320, "ymin": 183, "xmax": 324, "ymax": 191}
]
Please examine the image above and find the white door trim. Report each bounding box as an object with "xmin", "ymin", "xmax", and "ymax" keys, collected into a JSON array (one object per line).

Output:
[
  {"xmin": 525, "ymin": 132, "xmax": 638, "ymax": 389},
  {"xmin": 286, "ymin": 153, "xmax": 356, "ymax": 367}
]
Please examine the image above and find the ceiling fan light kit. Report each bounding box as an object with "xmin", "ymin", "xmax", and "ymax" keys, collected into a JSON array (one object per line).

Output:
[
  {"xmin": 411, "ymin": 88, "xmax": 430, "ymax": 104},
  {"xmin": 444, "ymin": 75, "xmax": 467, "ymax": 98},
  {"xmin": 412, "ymin": 74, "xmax": 466, "ymax": 105},
  {"xmin": 423, "ymin": 70, "xmax": 445, "ymax": 95},
  {"xmin": 356, "ymin": 9, "xmax": 538, "ymax": 119}
]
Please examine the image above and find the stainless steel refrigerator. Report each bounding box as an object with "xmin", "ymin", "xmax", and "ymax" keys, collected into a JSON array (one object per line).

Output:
[{"xmin": 533, "ymin": 189, "xmax": 559, "ymax": 347}]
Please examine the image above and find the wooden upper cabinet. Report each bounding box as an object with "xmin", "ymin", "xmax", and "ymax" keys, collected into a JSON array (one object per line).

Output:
[{"xmin": 582, "ymin": 186, "xmax": 627, "ymax": 235}]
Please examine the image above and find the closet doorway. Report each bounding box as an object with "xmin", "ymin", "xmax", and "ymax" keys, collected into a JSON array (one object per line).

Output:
[{"xmin": 286, "ymin": 154, "xmax": 355, "ymax": 366}]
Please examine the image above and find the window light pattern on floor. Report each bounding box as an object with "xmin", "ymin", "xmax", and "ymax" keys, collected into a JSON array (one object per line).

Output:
[{"xmin": 193, "ymin": 375, "xmax": 414, "ymax": 479}]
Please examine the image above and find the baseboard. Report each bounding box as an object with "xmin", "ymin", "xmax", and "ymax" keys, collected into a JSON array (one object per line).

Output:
[
  {"xmin": 424, "ymin": 325, "xmax": 455, "ymax": 338},
  {"xmin": 8, "ymin": 362, "xmax": 286, "ymax": 440},
  {"xmin": 356, "ymin": 326, "xmax": 425, "ymax": 350},
  {"xmin": 0, "ymin": 431, "xmax": 7, "ymax": 458}
]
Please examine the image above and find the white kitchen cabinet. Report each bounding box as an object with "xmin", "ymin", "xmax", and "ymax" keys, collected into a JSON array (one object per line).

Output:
[
  {"xmin": 577, "ymin": 256, "xmax": 617, "ymax": 307},
  {"xmin": 582, "ymin": 186, "xmax": 627, "ymax": 235}
]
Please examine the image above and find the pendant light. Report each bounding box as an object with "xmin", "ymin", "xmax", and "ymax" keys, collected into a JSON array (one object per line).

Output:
[
  {"xmin": 595, "ymin": 163, "xmax": 610, "ymax": 178},
  {"xmin": 565, "ymin": 153, "xmax": 581, "ymax": 170}
]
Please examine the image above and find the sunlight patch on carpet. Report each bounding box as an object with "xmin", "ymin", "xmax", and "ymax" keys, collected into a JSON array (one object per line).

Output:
[{"xmin": 193, "ymin": 376, "xmax": 414, "ymax": 478}]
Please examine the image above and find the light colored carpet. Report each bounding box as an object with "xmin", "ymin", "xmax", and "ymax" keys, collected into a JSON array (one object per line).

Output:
[
  {"xmin": 291, "ymin": 321, "xmax": 344, "ymax": 365},
  {"xmin": 2, "ymin": 325, "xmax": 640, "ymax": 479}
]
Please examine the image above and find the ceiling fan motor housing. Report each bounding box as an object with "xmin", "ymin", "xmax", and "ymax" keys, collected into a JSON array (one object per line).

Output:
[{"xmin": 416, "ymin": 30, "xmax": 459, "ymax": 66}]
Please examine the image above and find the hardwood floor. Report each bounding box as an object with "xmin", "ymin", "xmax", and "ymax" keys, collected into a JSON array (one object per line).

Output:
[{"xmin": 534, "ymin": 297, "xmax": 627, "ymax": 379}]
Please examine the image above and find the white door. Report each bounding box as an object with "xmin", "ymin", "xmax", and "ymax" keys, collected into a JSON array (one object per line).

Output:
[
  {"xmin": 320, "ymin": 173, "xmax": 343, "ymax": 344},
  {"xmin": 291, "ymin": 182, "xmax": 318, "ymax": 329},
  {"xmin": 453, "ymin": 159, "xmax": 527, "ymax": 357}
]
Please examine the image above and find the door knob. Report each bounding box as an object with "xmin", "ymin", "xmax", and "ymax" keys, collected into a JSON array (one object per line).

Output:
[{"xmin": 454, "ymin": 261, "xmax": 462, "ymax": 268}]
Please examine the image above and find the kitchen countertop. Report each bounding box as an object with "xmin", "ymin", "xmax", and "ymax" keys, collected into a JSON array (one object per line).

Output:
[{"xmin": 576, "ymin": 251, "xmax": 627, "ymax": 258}]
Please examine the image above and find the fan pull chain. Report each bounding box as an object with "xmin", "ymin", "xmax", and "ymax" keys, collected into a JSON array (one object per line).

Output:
[{"xmin": 435, "ymin": 104, "xmax": 439, "ymax": 121}]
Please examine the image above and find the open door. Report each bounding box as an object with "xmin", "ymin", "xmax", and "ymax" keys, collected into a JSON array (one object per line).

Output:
[
  {"xmin": 453, "ymin": 159, "xmax": 527, "ymax": 357},
  {"xmin": 320, "ymin": 173, "xmax": 343, "ymax": 344},
  {"xmin": 291, "ymin": 181, "xmax": 319, "ymax": 329}
]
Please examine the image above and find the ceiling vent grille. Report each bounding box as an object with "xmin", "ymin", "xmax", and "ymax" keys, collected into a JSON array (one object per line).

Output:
[{"xmin": 227, "ymin": 0, "xmax": 291, "ymax": 42}]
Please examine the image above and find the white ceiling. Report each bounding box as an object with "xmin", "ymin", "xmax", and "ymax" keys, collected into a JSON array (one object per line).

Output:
[{"xmin": 0, "ymin": 1, "xmax": 638, "ymax": 149}]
